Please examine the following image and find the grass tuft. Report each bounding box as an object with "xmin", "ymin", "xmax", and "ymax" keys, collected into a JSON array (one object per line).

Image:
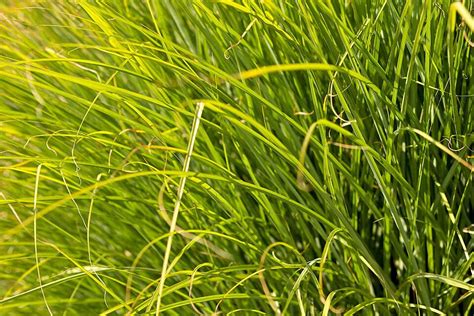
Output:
[{"xmin": 0, "ymin": 0, "xmax": 473, "ymax": 314}]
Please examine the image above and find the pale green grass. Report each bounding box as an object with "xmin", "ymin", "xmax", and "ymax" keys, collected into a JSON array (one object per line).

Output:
[{"xmin": 0, "ymin": 0, "xmax": 473, "ymax": 315}]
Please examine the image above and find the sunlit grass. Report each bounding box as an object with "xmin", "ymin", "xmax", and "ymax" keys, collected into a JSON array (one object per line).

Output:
[{"xmin": 0, "ymin": 0, "xmax": 473, "ymax": 314}]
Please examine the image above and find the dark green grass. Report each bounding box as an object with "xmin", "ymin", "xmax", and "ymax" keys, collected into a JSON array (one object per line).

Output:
[{"xmin": 0, "ymin": 0, "xmax": 473, "ymax": 314}]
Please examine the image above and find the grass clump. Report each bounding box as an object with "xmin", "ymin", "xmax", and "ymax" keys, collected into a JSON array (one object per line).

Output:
[{"xmin": 0, "ymin": 0, "xmax": 473, "ymax": 314}]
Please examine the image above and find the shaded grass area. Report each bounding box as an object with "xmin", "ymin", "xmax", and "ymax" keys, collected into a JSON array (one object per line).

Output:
[{"xmin": 0, "ymin": 0, "xmax": 473, "ymax": 314}]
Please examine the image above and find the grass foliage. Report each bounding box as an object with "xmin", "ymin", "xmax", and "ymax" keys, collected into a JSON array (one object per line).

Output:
[{"xmin": 0, "ymin": 0, "xmax": 473, "ymax": 314}]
